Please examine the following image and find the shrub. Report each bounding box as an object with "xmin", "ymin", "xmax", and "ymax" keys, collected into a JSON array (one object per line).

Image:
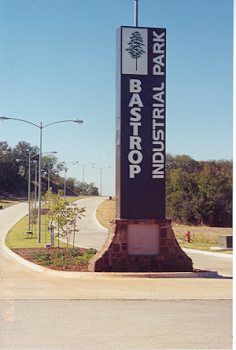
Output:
[{"xmin": 31, "ymin": 248, "xmax": 97, "ymax": 268}]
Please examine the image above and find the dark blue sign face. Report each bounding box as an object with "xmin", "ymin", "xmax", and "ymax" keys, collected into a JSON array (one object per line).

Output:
[{"xmin": 116, "ymin": 26, "xmax": 166, "ymax": 219}]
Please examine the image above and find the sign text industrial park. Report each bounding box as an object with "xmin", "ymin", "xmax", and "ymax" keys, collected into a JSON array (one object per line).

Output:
[{"xmin": 116, "ymin": 26, "xmax": 166, "ymax": 219}]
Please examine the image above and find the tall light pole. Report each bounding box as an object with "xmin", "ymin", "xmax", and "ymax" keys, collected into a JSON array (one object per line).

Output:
[
  {"xmin": 33, "ymin": 160, "xmax": 37, "ymax": 207},
  {"xmin": 44, "ymin": 151, "xmax": 58, "ymax": 192},
  {"xmin": 72, "ymin": 161, "xmax": 94, "ymax": 183},
  {"xmin": 0, "ymin": 116, "xmax": 83, "ymax": 242},
  {"xmin": 27, "ymin": 152, "xmax": 31, "ymax": 231},
  {"xmin": 61, "ymin": 162, "xmax": 68, "ymax": 198},
  {"xmin": 48, "ymin": 166, "xmax": 50, "ymax": 192},
  {"xmin": 58, "ymin": 161, "xmax": 68, "ymax": 198},
  {"xmin": 17, "ymin": 150, "xmax": 57, "ymax": 231},
  {"xmin": 92, "ymin": 165, "xmax": 111, "ymax": 196},
  {"xmin": 16, "ymin": 149, "xmax": 34, "ymax": 231}
]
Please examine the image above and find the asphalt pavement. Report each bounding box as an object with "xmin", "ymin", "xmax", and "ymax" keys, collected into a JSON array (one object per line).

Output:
[
  {"xmin": 69, "ymin": 196, "xmax": 108, "ymax": 249},
  {"xmin": 0, "ymin": 299, "xmax": 232, "ymax": 349}
]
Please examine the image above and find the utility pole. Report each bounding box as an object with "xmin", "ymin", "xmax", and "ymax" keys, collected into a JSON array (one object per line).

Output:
[
  {"xmin": 27, "ymin": 152, "xmax": 31, "ymax": 231},
  {"xmin": 134, "ymin": 0, "xmax": 138, "ymax": 27}
]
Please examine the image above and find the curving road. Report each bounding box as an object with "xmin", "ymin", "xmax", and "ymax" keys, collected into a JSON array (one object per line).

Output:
[
  {"xmin": 184, "ymin": 248, "xmax": 232, "ymax": 277},
  {"xmin": 0, "ymin": 197, "xmax": 232, "ymax": 350},
  {"xmin": 71, "ymin": 196, "xmax": 108, "ymax": 249},
  {"xmin": 0, "ymin": 197, "xmax": 232, "ymax": 299}
]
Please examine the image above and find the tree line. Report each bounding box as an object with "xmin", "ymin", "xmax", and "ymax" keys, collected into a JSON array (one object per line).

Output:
[
  {"xmin": 0, "ymin": 140, "xmax": 98, "ymax": 197},
  {"xmin": 166, "ymin": 154, "xmax": 232, "ymax": 227},
  {"xmin": 0, "ymin": 141, "xmax": 232, "ymax": 227}
]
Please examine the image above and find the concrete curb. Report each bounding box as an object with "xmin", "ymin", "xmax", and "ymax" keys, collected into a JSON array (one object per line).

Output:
[
  {"xmin": 3, "ymin": 242, "xmax": 225, "ymax": 279},
  {"xmin": 183, "ymin": 248, "xmax": 233, "ymax": 259}
]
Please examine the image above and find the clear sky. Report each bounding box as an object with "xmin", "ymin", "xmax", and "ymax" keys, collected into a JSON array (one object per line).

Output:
[{"xmin": 0, "ymin": 0, "xmax": 233, "ymax": 196}]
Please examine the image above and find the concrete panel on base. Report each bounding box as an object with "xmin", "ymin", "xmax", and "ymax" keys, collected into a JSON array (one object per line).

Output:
[{"xmin": 128, "ymin": 223, "xmax": 160, "ymax": 255}]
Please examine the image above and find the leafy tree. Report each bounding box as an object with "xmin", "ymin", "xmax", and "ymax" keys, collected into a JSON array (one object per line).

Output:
[
  {"xmin": 166, "ymin": 168, "xmax": 199, "ymax": 224},
  {"xmin": 0, "ymin": 141, "xmax": 11, "ymax": 153},
  {"xmin": 13, "ymin": 141, "xmax": 39, "ymax": 179},
  {"xmin": 166, "ymin": 153, "xmax": 200, "ymax": 173},
  {"xmin": 0, "ymin": 142, "xmax": 25, "ymax": 195},
  {"xmin": 41, "ymin": 154, "xmax": 58, "ymax": 178},
  {"xmin": 65, "ymin": 177, "xmax": 78, "ymax": 195},
  {"xmin": 75, "ymin": 181, "xmax": 99, "ymax": 196},
  {"xmin": 49, "ymin": 191, "xmax": 68, "ymax": 248},
  {"xmin": 195, "ymin": 161, "xmax": 232, "ymax": 226},
  {"xmin": 166, "ymin": 155, "xmax": 232, "ymax": 227}
]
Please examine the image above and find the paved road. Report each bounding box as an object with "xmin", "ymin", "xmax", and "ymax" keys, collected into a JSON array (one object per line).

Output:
[
  {"xmin": 0, "ymin": 202, "xmax": 28, "ymax": 239},
  {"xmin": 0, "ymin": 299, "xmax": 232, "ymax": 349},
  {"xmin": 71, "ymin": 196, "xmax": 108, "ymax": 249},
  {"xmin": 184, "ymin": 248, "xmax": 232, "ymax": 277},
  {"xmin": 0, "ymin": 199, "xmax": 233, "ymax": 349}
]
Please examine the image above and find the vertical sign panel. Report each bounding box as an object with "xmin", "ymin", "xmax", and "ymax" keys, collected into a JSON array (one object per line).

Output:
[{"xmin": 116, "ymin": 26, "xmax": 166, "ymax": 220}]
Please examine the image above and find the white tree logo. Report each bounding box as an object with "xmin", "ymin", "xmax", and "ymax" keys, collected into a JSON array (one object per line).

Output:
[{"xmin": 126, "ymin": 31, "xmax": 146, "ymax": 71}]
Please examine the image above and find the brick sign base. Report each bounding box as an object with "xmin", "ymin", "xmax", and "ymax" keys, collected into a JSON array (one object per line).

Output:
[{"xmin": 88, "ymin": 219, "xmax": 193, "ymax": 272}]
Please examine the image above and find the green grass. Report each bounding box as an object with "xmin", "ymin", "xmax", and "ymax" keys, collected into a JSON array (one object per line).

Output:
[
  {"xmin": 6, "ymin": 196, "xmax": 233, "ymax": 254},
  {"xmin": 5, "ymin": 195, "xmax": 84, "ymax": 249},
  {"xmin": 96, "ymin": 199, "xmax": 233, "ymax": 253},
  {"xmin": 172, "ymin": 223, "xmax": 233, "ymax": 252},
  {"xmin": 175, "ymin": 232, "xmax": 218, "ymax": 251},
  {"xmin": 5, "ymin": 214, "xmax": 70, "ymax": 249}
]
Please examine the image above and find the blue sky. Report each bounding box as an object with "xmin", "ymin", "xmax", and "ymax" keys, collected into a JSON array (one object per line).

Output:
[{"xmin": 0, "ymin": 0, "xmax": 233, "ymax": 196}]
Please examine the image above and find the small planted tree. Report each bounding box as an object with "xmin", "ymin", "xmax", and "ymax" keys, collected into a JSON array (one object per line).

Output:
[
  {"xmin": 49, "ymin": 190, "xmax": 86, "ymax": 248},
  {"xmin": 49, "ymin": 191, "xmax": 68, "ymax": 248},
  {"xmin": 61, "ymin": 204, "xmax": 86, "ymax": 248}
]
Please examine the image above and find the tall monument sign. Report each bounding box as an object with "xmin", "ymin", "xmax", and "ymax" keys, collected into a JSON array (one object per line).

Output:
[
  {"xmin": 116, "ymin": 26, "xmax": 166, "ymax": 220},
  {"xmin": 89, "ymin": 24, "xmax": 193, "ymax": 272}
]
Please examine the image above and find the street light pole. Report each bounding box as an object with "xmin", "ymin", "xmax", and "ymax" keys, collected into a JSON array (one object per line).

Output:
[
  {"xmin": 16, "ymin": 150, "xmax": 32, "ymax": 232},
  {"xmin": 72, "ymin": 162, "xmax": 94, "ymax": 183},
  {"xmin": 28, "ymin": 152, "xmax": 31, "ymax": 231},
  {"xmin": 100, "ymin": 168, "xmax": 102, "ymax": 196},
  {"xmin": 32, "ymin": 151, "xmax": 56, "ymax": 212},
  {"xmin": 63, "ymin": 162, "xmax": 67, "ymax": 198},
  {"xmin": 92, "ymin": 165, "xmax": 111, "ymax": 196},
  {"xmin": 48, "ymin": 167, "xmax": 50, "ymax": 192},
  {"xmin": 33, "ymin": 160, "xmax": 37, "ymax": 207},
  {"xmin": 0, "ymin": 116, "xmax": 83, "ymax": 243},
  {"xmin": 38, "ymin": 122, "xmax": 42, "ymax": 242}
]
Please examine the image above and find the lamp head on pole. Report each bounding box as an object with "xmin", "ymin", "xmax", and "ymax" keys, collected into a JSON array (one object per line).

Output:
[
  {"xmin": 74, "ymin": 119, "xmax": 83, "ymax": 124},
  {"xmin": 0, "ymin": 116, "xmax": 10, "ymax": 121}
]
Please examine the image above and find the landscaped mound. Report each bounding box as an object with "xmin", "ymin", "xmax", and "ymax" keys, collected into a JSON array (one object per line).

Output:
[{"xmin": 12, "ymin": 247, "xmax": 97, "ymax": 271}]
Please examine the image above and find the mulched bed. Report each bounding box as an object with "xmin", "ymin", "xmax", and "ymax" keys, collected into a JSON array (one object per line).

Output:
[{"xmin": 12, "ymin": 247, "xmax": 94, "ymax": 272}]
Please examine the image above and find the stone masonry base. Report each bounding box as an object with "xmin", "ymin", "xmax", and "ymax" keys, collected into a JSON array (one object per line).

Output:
[{"xmin": 88, "ymin": 219, "xmax": 193, "ymax": 272}]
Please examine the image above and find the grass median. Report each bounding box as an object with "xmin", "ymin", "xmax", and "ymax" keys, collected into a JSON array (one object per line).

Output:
[
  {"xmin": 5, "ymin": 195, "xmax": 83, "ymax": 249},
  {"xmin": 5, "ymin": 195, "xmax": 97, "ymax": 271}
]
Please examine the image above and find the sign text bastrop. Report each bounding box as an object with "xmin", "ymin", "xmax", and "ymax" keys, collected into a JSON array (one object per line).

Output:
[{"xmin": 116, "ymin": 26, "xmax": 166, "ymax": 219}]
